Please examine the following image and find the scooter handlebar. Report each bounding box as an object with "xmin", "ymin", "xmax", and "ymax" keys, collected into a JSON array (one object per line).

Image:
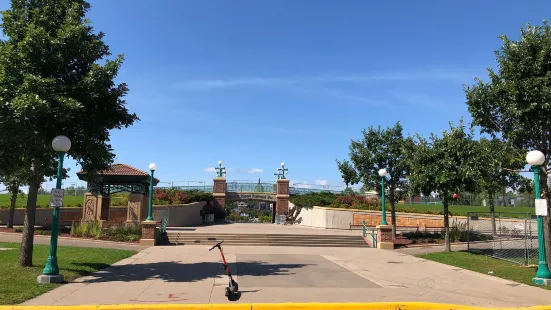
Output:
[{"xmin": 209, "ymin": 241, "xmax": 224, "ymax": 251}]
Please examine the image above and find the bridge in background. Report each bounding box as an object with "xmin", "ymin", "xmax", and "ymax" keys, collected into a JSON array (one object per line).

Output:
[{"xmin": 156, "ymin": 181, "xmax": 363, "ymax": 195}]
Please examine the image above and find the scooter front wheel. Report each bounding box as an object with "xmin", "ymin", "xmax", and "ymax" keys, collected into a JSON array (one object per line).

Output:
[{"xmin": 225, "ymin": 287, "xmax": 231, "ymax": 297}]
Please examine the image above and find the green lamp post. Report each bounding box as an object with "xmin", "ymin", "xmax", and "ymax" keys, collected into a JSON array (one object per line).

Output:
[
  {"xmin": 146, "ymin": 163, "xmax": 157, "ymax": 221},
  {"xmin": 526, "ymin": 150, "xmax": 551, "ymax": 284},
  {"xmin": 215, "ymin": 160, "xmax": 226, "ymax": 178},
  {"xmin": 378, "ymin": 168, "xmax": 388, "ymax": 225},
  {"xmin": 274, "ymin": 162, "xmax": 288, "ymax": 180},
  {"xmin": 38, "ymin": 135, "xmax": 71, "ymax": 284}
]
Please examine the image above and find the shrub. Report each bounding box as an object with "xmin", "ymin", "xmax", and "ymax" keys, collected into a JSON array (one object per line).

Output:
[
  {"xmin": 290, "ymin": 191, "xmax": 336, "ymax": 207},
  {"xmin": 153, "ymin": 189, "xmax": 213, "ymax": 205},
  {"xmin": 329, "ymin": 194, "xmax": 379, "ymax": 210},
  {"xmin": 102, "ymin": 225, "xmax": 141, "ymax": 242},
  {"xmin": 70, "ymin": 221, "xmax": 141, "ymax": 242},
  {"xmin": 70, "ymin": 221, "xmax": 103, "ymax": 239},
  {"xmin": 259, "ymin": 215, "xmax": 272, "ymax": 223},
  {"xmin": 401, "ymin": 221, "xmax": 492, "ymax": 243}
]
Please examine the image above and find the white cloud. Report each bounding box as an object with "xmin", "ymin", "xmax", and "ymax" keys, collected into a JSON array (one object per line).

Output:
[
  {"xmin": 247, "ymin": 168, "xmax": 264, "ymax": 174},
  {"xmin": 204, "ymin": 167, "xmax": 216, "ymax": 173},
  {"xmin": 315, "ymin": 179, "xmax": 329, "ymax": 186},
  {"xmin": 175, "ymin": 69, "xmax": 474, "ymax": 91}
]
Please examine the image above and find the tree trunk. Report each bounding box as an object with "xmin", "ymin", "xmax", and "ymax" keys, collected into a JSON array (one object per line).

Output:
[
  {"xmin": 443, "ymin": 197, "xmax": 451, "ymax": 252},
  {"xmin": 545, "ymin": 215, "xmax": 551, "ymax": 271},
  {"xmin": 489, "ymin": 192, "xmax": 496, "ymax": 236},
  {"xmin": 19, "ymin": 177, "xmax": 39, "ymax": 267},
  {"xmin": 7, "ymin": 183, "xmax": 19, "ymax": 228},
  {"xmin": 502, "ymin": 189, "xmax": 507, "ymax": 207}
]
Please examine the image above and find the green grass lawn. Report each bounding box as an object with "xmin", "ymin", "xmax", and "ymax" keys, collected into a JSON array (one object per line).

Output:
[
  {"xmin": 0, "ymin": 194, "xmax": 83, "ymax": 208},
  {"xmin": 400, "ymin": 204, "xmax": 534, "ymax": 217},
  {"xmin": 0, "ymin": 242, "xmax": 136, "ymax": 305},
  {"xmin": 418, "ymin": 251, "xmax": 549, "ymax": 289}
]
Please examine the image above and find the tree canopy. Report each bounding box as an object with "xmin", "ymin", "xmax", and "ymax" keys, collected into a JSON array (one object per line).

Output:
[
  {"xmin": 336, "ymin": 159, "xmax": 359, "ymax": 188},
  {"xmin": 409, "ymin": 121, "xmax": 481, "ymax": 251},
  {"xmin": 348, "ymin": 122, "xmax": 414, "ymax": 235},
  {"xmin": 0, "ymin": 0, "xmax": 138, "ymax": 266},
  {"xmin": 464, "ymin": 21, "xmax": 551, "ymax": 265}
]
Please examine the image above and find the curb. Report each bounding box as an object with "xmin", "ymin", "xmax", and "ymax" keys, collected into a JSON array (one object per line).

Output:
[{"xmin": 1, "ymin": 303, "xmax": 550, "ymax": 310}]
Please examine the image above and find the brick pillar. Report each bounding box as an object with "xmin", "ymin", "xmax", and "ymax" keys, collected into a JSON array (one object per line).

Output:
[
  {"xmin": 126, "ymin": 193, "xmax": 148, "ymax": 225},
  {"xmin": 213, "ymin": 177, "xmax": 226, "ymax": 219},
  {"xmin": 140, "ymin": 220, "xmax": 157, "ymax": 247},
  {"xmin": 82, "ymin": 192, "xmax": 98, "ymax": 221},
  {"xmin": 376, "ymin": 224, "xmax": 394, "ymax": 249},
  {"xmin": 276, "ymin": 179, "xmax": 290, "ymax": 217}
]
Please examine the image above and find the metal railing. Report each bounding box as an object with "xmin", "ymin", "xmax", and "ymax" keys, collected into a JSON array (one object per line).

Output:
[
  {"xmin": 361, "ymin": 220, "xmax": 377, "ymax": 248},
  {"xmin": 467, "ymin": 212, "xmax": 538, "ymax": 266},
  {"xmin": 156, "ymin": 181, "xmax": 364, "ymax": 195}
]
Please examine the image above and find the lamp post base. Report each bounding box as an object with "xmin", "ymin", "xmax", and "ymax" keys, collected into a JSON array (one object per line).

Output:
[
  {"xmin": 37, "ymin": 274, "xmax": 64, "ymax": 284},
  {"xmin": 533, "ymin": 277, "xmax": 551, "ymax": 286}
]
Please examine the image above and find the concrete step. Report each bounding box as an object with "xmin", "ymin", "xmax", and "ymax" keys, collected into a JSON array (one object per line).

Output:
[
  {"xmin": 166, "ymin": 233, "xmax": 362, "ymax": 238},
  {"xmin": 167, "ymin": 237, "xmax": 365, "ymax": 243},
  {"xmin": 169, "ymin": 239, "xmax": 366, "ymax": 244},
  {"xmin": 168, "ymin": 242, "xmax": 369, "ymax": 247},
  {"xmin": 165, "ymin": 233, "xmax": 369, "ymax": 247}
]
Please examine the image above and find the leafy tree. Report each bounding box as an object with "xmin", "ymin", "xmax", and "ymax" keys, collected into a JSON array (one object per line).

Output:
[
  {"xmin": 0, "ymin": 169, "xmax": 27, "ymax": 228},
  {"xmin": 286, "ymin": 192, "xmax": 336, "ymax": 224},
  {"xmin": 348, "ymin": 122, "xmax": 414, "ymax": 237},
  {"xmin": 464, "ymin": 21, "xmax": 551, "ymax": 265},
  {"xmin": 0, "ymin": 0, "xmax": 138, "ymax": 267},
  {"xmin": 476, "ymin": 138, "xmax": 529, "ymax": 234},
  {"xmin": 409, "ymin": 122, "xmax": 480, "ymax": 251},
  {"xmin": 336, "ymin": 159, "xmax": 359, "ymax": 188}
]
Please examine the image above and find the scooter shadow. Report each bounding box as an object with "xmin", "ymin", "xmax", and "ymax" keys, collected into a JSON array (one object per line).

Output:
[{"xmin": 228, "ymin": 290, "xmax": 261, "ymax": 302}]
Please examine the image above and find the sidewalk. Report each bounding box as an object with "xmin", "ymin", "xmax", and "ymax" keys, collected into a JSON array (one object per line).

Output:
[
  {"xmin": 0, "ymin": 232, "xmax": 143, "ymax": 251},
  {"xmin": 23, "ymin": 245, "xmax": 551, "ymax": 307}
]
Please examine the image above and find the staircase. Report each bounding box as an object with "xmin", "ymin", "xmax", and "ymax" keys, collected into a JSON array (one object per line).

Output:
[{"xmin": 166, "ymin": 232, "xmax": 369, "ymax": 247}]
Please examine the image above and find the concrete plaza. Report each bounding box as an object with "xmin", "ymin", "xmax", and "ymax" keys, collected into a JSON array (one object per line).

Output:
[{"xmin": 24, "ymin": 244, "xmax": 551, "ymax": 307}]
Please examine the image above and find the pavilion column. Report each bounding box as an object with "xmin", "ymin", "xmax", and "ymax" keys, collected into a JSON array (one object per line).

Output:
[
  {"xmin": 213, "ymin": 177, "xmax": 226, "ymax": 219},
  {"xmin": 126, "ymin": 193, "xmax": 148, "ymax": 225},
  {"xmin": 82, "ymin": 192, "xmax": 98, "ymax": 222},
  {"xmin": 275, "ymin": 179, "xmax": 290, "ymax": 224}
]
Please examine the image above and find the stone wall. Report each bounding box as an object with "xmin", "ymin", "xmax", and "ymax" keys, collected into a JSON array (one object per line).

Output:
[
  {"xmin": 296, "ymin": 205, "xmax": 537, "ymax": 233},
  {"xmin": 0, "ymin": 201, "xmax": 207, "ymax": 227}
]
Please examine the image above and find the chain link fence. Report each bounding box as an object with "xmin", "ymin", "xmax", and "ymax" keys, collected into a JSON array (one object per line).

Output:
[{"xmin": 467, "ymin": 212, "xmax": 538, "ymax": 266}]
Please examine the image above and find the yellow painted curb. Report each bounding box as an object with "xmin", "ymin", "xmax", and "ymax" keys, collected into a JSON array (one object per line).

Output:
[
  {"xmin": 100, "ymin": 305, "xmax": 249, "ymax": 310},
  {"xmin": 1, "ymin": 303, "xmax": 550, "ymax": 310}
]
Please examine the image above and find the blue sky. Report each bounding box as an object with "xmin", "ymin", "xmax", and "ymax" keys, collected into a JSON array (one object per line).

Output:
[{"xmin": 3, "ymin": 0, "xmax": 551, "ymax": 191}]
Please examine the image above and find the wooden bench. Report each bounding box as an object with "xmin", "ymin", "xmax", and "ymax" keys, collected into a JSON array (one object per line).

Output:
[{"xmin": 43, "ymin": 212, "xmax": 82, "ymax": 228}]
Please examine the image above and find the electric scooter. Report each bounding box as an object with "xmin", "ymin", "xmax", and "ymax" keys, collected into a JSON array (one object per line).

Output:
[{"xmin": 209, "ymin": 241, "xmax": 239, "ymax": 299}]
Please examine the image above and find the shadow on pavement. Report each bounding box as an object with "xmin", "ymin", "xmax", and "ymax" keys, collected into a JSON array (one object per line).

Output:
[{"xmin": 70, "ymin": 261, "xmax": 311, "ymax": 283}]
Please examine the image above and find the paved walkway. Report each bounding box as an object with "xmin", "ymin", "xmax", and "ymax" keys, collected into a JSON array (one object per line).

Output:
[
  {"xmin": 0, "ymin": 232, "xmax": 142, "ymax": 251},
  {"xmin": 24, "ymin": 245, "xmax": 551, "ymax": 307}
]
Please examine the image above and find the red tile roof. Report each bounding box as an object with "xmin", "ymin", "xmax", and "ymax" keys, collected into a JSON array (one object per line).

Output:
[{"xmin": 77, "ymin": 163, "xmax": 151, "ymax": 176}]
